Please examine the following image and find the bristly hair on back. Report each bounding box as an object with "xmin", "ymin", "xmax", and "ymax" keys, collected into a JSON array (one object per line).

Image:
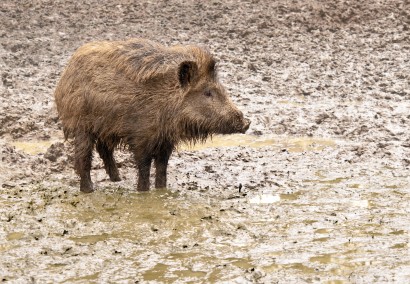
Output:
[{"xmin": 113, "ymin": 39, "xmax": 217, "ymax": 86}]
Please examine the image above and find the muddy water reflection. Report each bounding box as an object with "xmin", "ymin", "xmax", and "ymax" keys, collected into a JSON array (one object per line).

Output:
[
  {"xmin": 11, "ymin": 140, "xmax": 58, "ymax": 155},
  {"xmin": 65, "ymin": 190, "xmax": 204, "ymax": 243},
  {"xmin": 182, "ymin": 134, "xmax": 336, "ymax": 152},
  {"xmin": 53, "ymin": 183, "xmax": 401, "ymax": 283},
  {"xmin": 248, "ymin": 192, "xmax": 301, "ymax": 204},
  {"xmin": 61, "ymin": 190, "xmax": 262, "ymax": 282}
]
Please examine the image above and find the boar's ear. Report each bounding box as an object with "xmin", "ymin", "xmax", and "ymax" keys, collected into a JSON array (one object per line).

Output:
[{"xmin": 179, "ymin": 61, "xmax": 198, "ymax": 87}]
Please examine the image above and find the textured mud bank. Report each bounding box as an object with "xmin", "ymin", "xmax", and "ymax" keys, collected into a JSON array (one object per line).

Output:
[{"xmin": 1, "ymin": 0, "xmax": 409, "ymax": 283}]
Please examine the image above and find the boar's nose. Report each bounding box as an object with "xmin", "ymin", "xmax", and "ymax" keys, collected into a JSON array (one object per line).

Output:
[{"xmin": 241, "ymin": 118, "xmax": 251, "ymax": 133}]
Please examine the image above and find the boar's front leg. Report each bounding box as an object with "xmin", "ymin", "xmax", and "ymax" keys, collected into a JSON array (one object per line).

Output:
[
  {"xmin": 155, "ymin": 145, "xmax": 173, "ymax": 189},
  {"xmin": 136, "ymin": 154, "xmax": 152, "ymax": 191},
  {"xmin": 74, "ymin": 130, "xmax": 95, "ymax": 193}
]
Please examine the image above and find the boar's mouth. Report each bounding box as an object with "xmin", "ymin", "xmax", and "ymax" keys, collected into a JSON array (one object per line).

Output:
[
  {"xmin": 240, "ymin": 118, "xmax": 251, "ymax": 133},
  {"xmin": 219, "ymin": 117, "xmax": 251, "ymax": 135},
  {"xmin": 179, "ymin": 116, "xmax": 250, "ymax": 143}
]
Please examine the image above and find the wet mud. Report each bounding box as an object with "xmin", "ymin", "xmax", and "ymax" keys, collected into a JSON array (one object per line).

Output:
[{"xmin": 1, "ymin": 0, "xmax": 410, "ymax": 283}]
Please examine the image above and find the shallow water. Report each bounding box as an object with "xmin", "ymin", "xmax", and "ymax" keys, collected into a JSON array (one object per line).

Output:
[
  {"xmin": 182, "ymin": 134, "xmax": 336, "ymax": 152},
  {"xmin": 2, "ymin": 175, "xmax": 408, "ymax": 283},
  {"xmin": 10, "ymin": 134, "xmax": 336, "ymax": 155},
  {"xmin": 11, "ymin": 140, "xmax": 58, "ymax": 155}
]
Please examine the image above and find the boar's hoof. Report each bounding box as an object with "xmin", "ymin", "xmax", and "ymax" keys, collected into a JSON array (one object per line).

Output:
[
  {"xmin": 110, "ymin": 175, "xmax": 121, "ymax": 182},
  {"xmin": 80, "ymin": 180, "xmax": 94, "ymax": 193},
  {"xmin": 137, "ymin": 187, "xmax": 150, "ymax": 192},
  {"xmin": 137, "ymin": 184, "xmax": 150, "ymax": 192}
]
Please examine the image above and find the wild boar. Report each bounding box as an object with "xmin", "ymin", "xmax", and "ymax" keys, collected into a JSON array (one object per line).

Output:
[{"xmin": 54, "ymin": 38, "xmax": 250, "ymax": 192}]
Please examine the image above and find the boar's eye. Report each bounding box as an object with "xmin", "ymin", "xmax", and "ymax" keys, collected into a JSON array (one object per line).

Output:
[{"xmin": 204, "ymin": 90, "xmax": 212, "ymax": 97}]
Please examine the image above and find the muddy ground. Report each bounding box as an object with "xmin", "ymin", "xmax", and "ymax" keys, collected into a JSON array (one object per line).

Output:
[{"xmin": 1, "ymin": 0, "xmax": 410, "ymax": 283}]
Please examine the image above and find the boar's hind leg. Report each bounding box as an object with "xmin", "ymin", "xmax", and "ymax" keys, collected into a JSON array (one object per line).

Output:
[
  {"xmin": 74, "ymin": 131, "xmax": 95, "ymax": 193},
  {"xmin": 136, "ymin": 154, "xmax": 152, "ymax": 191},
  {"xmin": 96, "ymin": 139, "xmax": 121, "ymax": 182},
  {"xmin": 155, "ymin": 146, "xmax": 173, "ymax": 189}
]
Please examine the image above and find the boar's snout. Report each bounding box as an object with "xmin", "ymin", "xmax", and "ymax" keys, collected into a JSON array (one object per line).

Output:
[
  {"xmin": 231, "ymin": 111, "xmax": 250, "ymax": 134},
  {"xmin": 241, "ymin": 118, "xmax": 251, "ymax": 133}
]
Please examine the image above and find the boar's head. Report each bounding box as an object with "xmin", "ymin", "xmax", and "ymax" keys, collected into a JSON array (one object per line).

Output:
[{"xmin": 177, "ymin": 56, "xmax": 250, "ymax": 142}]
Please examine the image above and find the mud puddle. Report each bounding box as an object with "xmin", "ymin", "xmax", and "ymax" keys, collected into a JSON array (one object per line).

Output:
[
  {"xmin": 10, "ymin": 140, "xmax": 59, "ymax": 155},
  {"xmin": 182, "ymin": 134, "xmax": 336, "ymax": 152},
  {"xmin": 2, "ymin": 166, "xmax": 409, "ymax": 283}
]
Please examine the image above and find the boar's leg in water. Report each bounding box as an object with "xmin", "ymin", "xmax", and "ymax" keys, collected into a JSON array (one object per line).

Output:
[
  {"xmin": 74, "ymin": 130, "xmax": 94, "ymax": 193},
  {"xmin": 154, "ymin": 144, "xmax": 173, "ymax": 189},
  {"xmin": 96, "ymin": 139, "xmax": 121, "ymax": 182},
  {"xmin": 136, "ymin": 154, "xmax": 152, "ymax": 191}
]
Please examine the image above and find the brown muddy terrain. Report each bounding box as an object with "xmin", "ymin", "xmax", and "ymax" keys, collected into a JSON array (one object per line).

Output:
[{"xmin": 1, "ymin": 0, "xmax": 409, "ymax": 283}]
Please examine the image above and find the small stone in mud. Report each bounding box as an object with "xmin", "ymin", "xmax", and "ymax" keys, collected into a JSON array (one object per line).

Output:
[
  {"xmin": 237, "ymin": 224, "xmax": 246, "ymax": 230},
  {"xmin": 204, "ymin": 165, "xmax": 215, "ymax": 173},
  {"xmin": 44, "ymin": 142, "xmax": 65, "ymax": 162},
  {"xmin": 2, "ymin": 182, "xmax": 16, "ymax": 189},
  {"xmin": 5, "ymin": 213, "xmax": 14, "ymax": 222},
  {"xmin": 248, "ymin": 63, "xmax": 257, "ymax": 72},
  {"xmin": 201, "ymin": 216, "xmax": 213, "ymax": 221},
  {"xmin": 246, "ymin": 267, "xmax": 265, "ymax": 281},
  {"xmin": 262, "ymin": 76, "xmax": 271, "ymax": 82}
]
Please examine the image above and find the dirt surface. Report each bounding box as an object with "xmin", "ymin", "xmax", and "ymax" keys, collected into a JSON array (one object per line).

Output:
[{"xmin": 1, "ymin": 0, "xmax": 410, "ymax": 283}]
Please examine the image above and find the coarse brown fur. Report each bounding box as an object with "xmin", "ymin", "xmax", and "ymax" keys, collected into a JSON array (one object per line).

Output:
[{"xmin": 54, "ymin": 38, "xmax": 250, "ymax": 192}]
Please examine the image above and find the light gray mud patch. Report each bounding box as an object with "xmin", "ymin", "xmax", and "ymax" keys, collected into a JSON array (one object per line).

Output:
[
  {"xmin": 1, "ymin": 135, "xmax": 409, "ymax": 283},
  {"xmin": 1, "ymin": 0, "xmax": 410, "ymax": 283}
]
